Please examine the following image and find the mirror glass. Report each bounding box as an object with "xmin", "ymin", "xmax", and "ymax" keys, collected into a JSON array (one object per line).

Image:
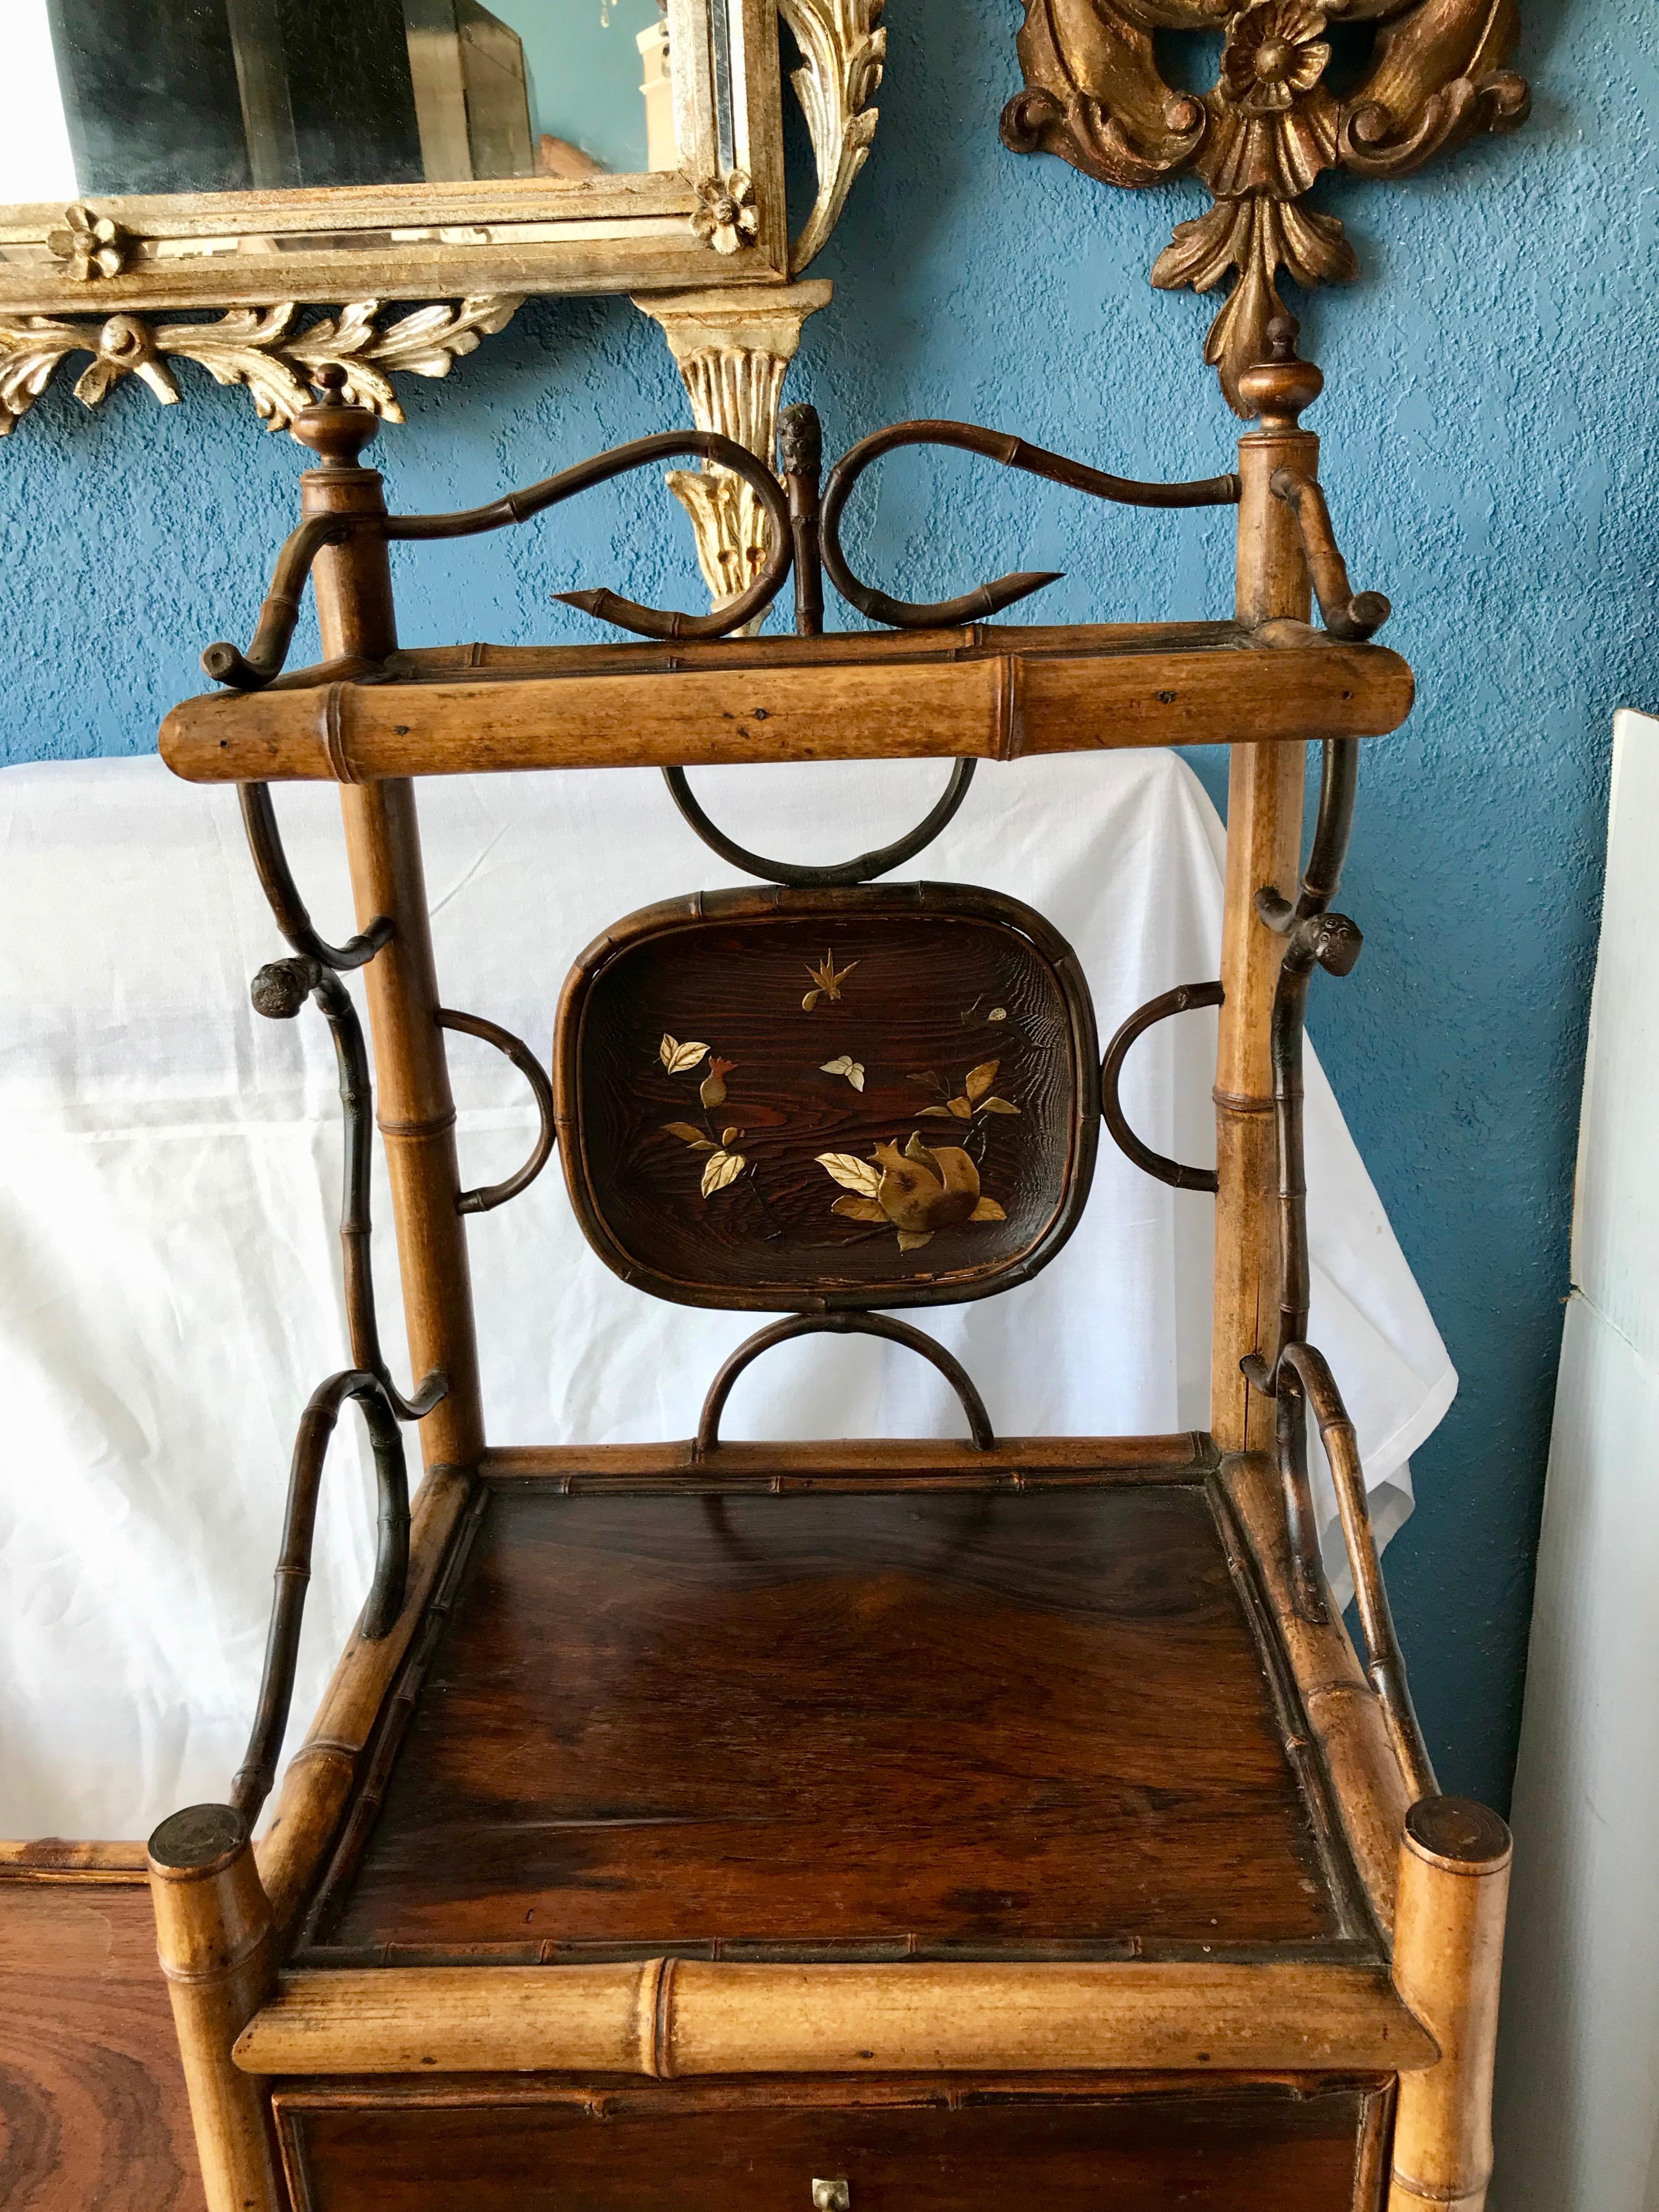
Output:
[{"xmin": 0, "ymin": 0, "xmax": 682, "ymax": 204}]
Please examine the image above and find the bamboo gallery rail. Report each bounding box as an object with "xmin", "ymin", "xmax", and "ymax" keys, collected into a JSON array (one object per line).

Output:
[{"xmin": 138, "ymin": 315, "xmax": 1511, "ymax": 2212}]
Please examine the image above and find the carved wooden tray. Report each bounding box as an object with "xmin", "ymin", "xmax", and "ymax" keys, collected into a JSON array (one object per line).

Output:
[{"xmin": 553, "ymin": 885, "xmax": 1100, "ymax": 1311}]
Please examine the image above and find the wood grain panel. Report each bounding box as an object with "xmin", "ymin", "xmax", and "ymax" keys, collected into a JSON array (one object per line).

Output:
[
  {"xmin": 317, "ymin": 1482, "xmax": 1353, "ymax": 1955},
  {"xmin": 0, "ymin": 1876, "xmax": 204, "ymax": 2212},
  {"xmin": 275, "ymin": 2075, "xmax": 1387, "ymax": 2212}
]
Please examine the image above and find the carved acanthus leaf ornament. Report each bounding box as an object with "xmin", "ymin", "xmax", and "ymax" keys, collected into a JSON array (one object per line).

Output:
[
  {"xmin": 1001, "ymin": 0, "xmax": 1529, "ymax": 410},
  {"xmin": 0, "ymin": 296, "xmax": 522, "ymax": 437},
  {"xmin": 777, "ymin": 0, "xmax": 887, "ymax": 273}
]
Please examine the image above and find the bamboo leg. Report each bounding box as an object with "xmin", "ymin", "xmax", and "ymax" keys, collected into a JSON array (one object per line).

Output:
[
  {"xmin": 1388, "ymin": 1796, "xmax": 1513, "ymax": 2212},
  {"xmin": 298, "ymin": 407, "xmax": 484, "ymax": 1472},
  {"xmin": 1212, "ymin": 348, "xmax": 1319, "ymax": 1451},
  {"xmin": 149, "ymin": 1805, "xmax": 281, "ymax": 2212}
]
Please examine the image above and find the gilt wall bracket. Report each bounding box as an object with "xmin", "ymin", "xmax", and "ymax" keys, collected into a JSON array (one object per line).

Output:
[
  {"xmin": 1000, "ymin": 0, "xmax": 1529, "ymax": 412},
  {"xmin": 633, "ymin": 282, "xmax": 833, "ymax": 615}
]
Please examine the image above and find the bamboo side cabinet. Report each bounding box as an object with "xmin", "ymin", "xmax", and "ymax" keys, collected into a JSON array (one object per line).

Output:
[{"xmin": 140, "ymin": 345, "xmax": 1512, "ymax": 2212}]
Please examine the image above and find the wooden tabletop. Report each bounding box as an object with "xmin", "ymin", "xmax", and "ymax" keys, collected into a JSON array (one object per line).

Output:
[{"xmin": 304, "ymin": 1471, "xmax": 1378, "ymax": 1968}]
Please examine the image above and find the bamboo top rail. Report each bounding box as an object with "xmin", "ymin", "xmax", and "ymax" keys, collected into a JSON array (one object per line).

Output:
[
  {"xmin": 232, "ymin": 1956, "xmax": 1439, "ymax": 2080},
  {"xmin": 161, "ymin": 619, "xmax": 1412, "ymax": 787}
]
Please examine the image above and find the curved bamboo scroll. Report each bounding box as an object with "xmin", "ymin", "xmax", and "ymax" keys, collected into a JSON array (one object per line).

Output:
[
  {"xmin": 1101, "ymin": 979, "xmax": 1224, "ymax": 1192},
  {"xmin": 661, "ymin": 758, "xmax": 976, "ymax": 887},
  {"xmin": 251, "ymin": 957, "xmax": 446, "ymax": 1423},
  {"xmin": 695, "ymin": 1312, "xmax": 995, "ymax": 1455},
  {"xmin": 230, "ymin": 1368, "xmax": 409, "ymax": 1824},
  {"xmin": 1270, "ymin": 468, "xmax": 1393, "ymax": 642},
  {"xmin": 239, "ymin": 782, "xmax": 391, "ymax": 972},
  {"xmin": 819, "ymin": 419, "xmax": 1240, "ymax": 628},
  {"xmin": 1278, "ymin": 1340, "xmax": 1437, "ymax": 1807},
  {"xmin": 435, "ymin": 1007, "xmax": 556, "ymax": 1216},
  {"xmin": 1237, "ymin": 732, "xmax": 1436, "ymax": 1802},
  {"xmin": 203, "ymin": 427, "xmax": 796, "ymax": 689}
]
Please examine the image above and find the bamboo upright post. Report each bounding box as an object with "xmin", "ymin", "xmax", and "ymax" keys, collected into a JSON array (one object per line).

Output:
[
  {"xmin": 148, "ymin": 1805, "xmax": 281, "ymax": 2212},
  {"xmin": 1388, "ymin": 1796, "xmax": 1513, "ymax": 2212},
  {"xmin": 293, "ymin": 378, "xmax": 484, "ymax": 1472},
  {"xmin": 1212, "ymin": 325, "xmax": 1320, "ymax": 1452}
]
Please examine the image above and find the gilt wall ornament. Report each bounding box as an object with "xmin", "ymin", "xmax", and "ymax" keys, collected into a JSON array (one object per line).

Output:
[
  {"xmin": 0, "ymin": 297, "xmax": 522, "ymax": 438},
  {"xmin": 1001, "ymin": 0, "xmax": 1529, "ymax": 410},
  {"xmin": 0, "ymin": 1, "xmax": 883, "ymax": 446},
  {"xmin": 778, "ymin": 0, "xmax": 887, "ymax": 275}
]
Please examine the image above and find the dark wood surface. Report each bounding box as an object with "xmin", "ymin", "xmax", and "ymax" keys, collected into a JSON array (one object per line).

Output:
[
  {"xmin": 277, "ymin": 2073, "xmax": 1388, "ymax": 2211},
  {"xmin": 0, "ymin": 1875, "xmax": 205, "ymax": 2212},
  {"xmin": 555, "ymin": 888, "xmax": 1098, "ymax": 1311},
  {"xmin": 315, "ymin": 1478, "xmax": 1363, "ymax": 1958}
]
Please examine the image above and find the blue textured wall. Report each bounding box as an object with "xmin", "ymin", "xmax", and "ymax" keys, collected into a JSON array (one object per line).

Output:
[{"xmin": 4, "ymin": 0, "xmax": 1655, "ymax": 1803}]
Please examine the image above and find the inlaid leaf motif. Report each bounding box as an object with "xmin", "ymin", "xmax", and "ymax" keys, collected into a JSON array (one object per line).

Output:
[
  {"xmin": 970, "ymin": 1196, "xmax": 1007, "ymax": 1221},
  {"xmin": 663, "ymin": 1121, "xmax": 716, "ymax": 1149},
  {"xmin": 820, "ymin": 1054, "xmax": 866, "ymax": 1091},
  {"xmin": 919, "ymin": 1103, "xmax": 961, "ymax": 1118},
  {"xmin": 830, "ymin": 1194, "xmax": 886, "ymax": 1222},
  {"xmin": 817, "ymin": 1151, "xmax": 882, "ymax": 1199},
  {"xmin": 988, "ymin": 1007, "xmax": 1007, "ymax": 1022},
  {"xmin": 979, "ymin": 1097, "xmax": 1020, "ymax": 1115},
  {"xmin": 897, "ymin": 1231, "xmax": 934, "ymax": 1251},
  {"xmin": 660, "ymin": 1034, "xmax": 710, "ymax": 1074},
  {"xmin": 701, "ymin": 1148, "xmax": 746, "ymax": 1196},
  {"xmin": 722, "ymin": 1127, "xmax": 741, "ymax": 1146},
  {"xmin": 964, "ymin": 1059, "xmax": 1000, "ymax": 1102}
]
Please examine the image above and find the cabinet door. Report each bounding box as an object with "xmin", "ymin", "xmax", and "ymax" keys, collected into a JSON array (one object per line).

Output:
[{"xmin": 276, "ymin": 2077, "xmax": 1391, "ymax": 2212}]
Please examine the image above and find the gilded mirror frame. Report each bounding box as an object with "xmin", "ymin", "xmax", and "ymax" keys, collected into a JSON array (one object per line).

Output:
[{"xmin": 0, "ymin": 0, "xmax": 886, "ymax": 440}]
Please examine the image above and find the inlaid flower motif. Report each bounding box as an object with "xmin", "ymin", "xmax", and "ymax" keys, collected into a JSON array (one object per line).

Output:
[
  {"xmin": 658, "ymin": 1036, "xmax": 745, "ymax": 1196},
  {"xmin": 700, "ymin": 1056, "xmax": 736, "ymax": 1109},
  {"xmin": 801, "ymin": 950, "xmax": 856, "ymax": 1011},
  {"xmin": 691, "ymin": 170, "xmax": 759, "ymax": 256},
  {"xmin": 818, "ymin": 1133, "xmax": 1006, "ymax": 1255},
  {"xmin": 46, "ymin": 203, "xmax": 129, "ymax": 282},
  {"xmin": 1218, "ymin": 2, "xmax": 1331, "ymax": 118}
]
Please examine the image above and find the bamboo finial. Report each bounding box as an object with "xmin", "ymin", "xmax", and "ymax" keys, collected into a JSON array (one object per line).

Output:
[
  {"xmin": 1237, "ymin": 314, "xmax": 1324, "ymax": 435},
  {"xmin": 292, "ymin": 363, "xmax": 380, "ymax": 470}
]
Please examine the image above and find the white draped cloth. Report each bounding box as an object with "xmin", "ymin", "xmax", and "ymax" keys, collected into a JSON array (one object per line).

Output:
[{"xmin": 0, "ymin": 750, "xmax": 1454, "ymax": 1839}]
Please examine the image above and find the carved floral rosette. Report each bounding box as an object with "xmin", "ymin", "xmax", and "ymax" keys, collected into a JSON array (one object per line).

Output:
[{"xmin": 1001, "ymin": 0, "xmax": 1530, "ymax": 410}]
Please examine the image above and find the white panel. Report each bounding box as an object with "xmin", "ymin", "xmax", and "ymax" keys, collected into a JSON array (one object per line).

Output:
[
  {"xmin": 1497, "ymin": 1296, "xmax": 1659, "ymax": 2211},
  {"xmin": 1498, "ymin": 711, "xmax": 1659, "ymax": 2210},
  {"xmin": 0, "ymin": 750, "xmax": 1452, "ymax": 1839},
  {"xmin": 1572, "ymin": 711, "xmax": 1659, "ymax": 1349}
]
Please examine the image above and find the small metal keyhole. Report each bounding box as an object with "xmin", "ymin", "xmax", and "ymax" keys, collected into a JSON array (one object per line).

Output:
[{"xmin": 812, "ymin": 2183, "xmax": 851, "ymax": 2211}]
